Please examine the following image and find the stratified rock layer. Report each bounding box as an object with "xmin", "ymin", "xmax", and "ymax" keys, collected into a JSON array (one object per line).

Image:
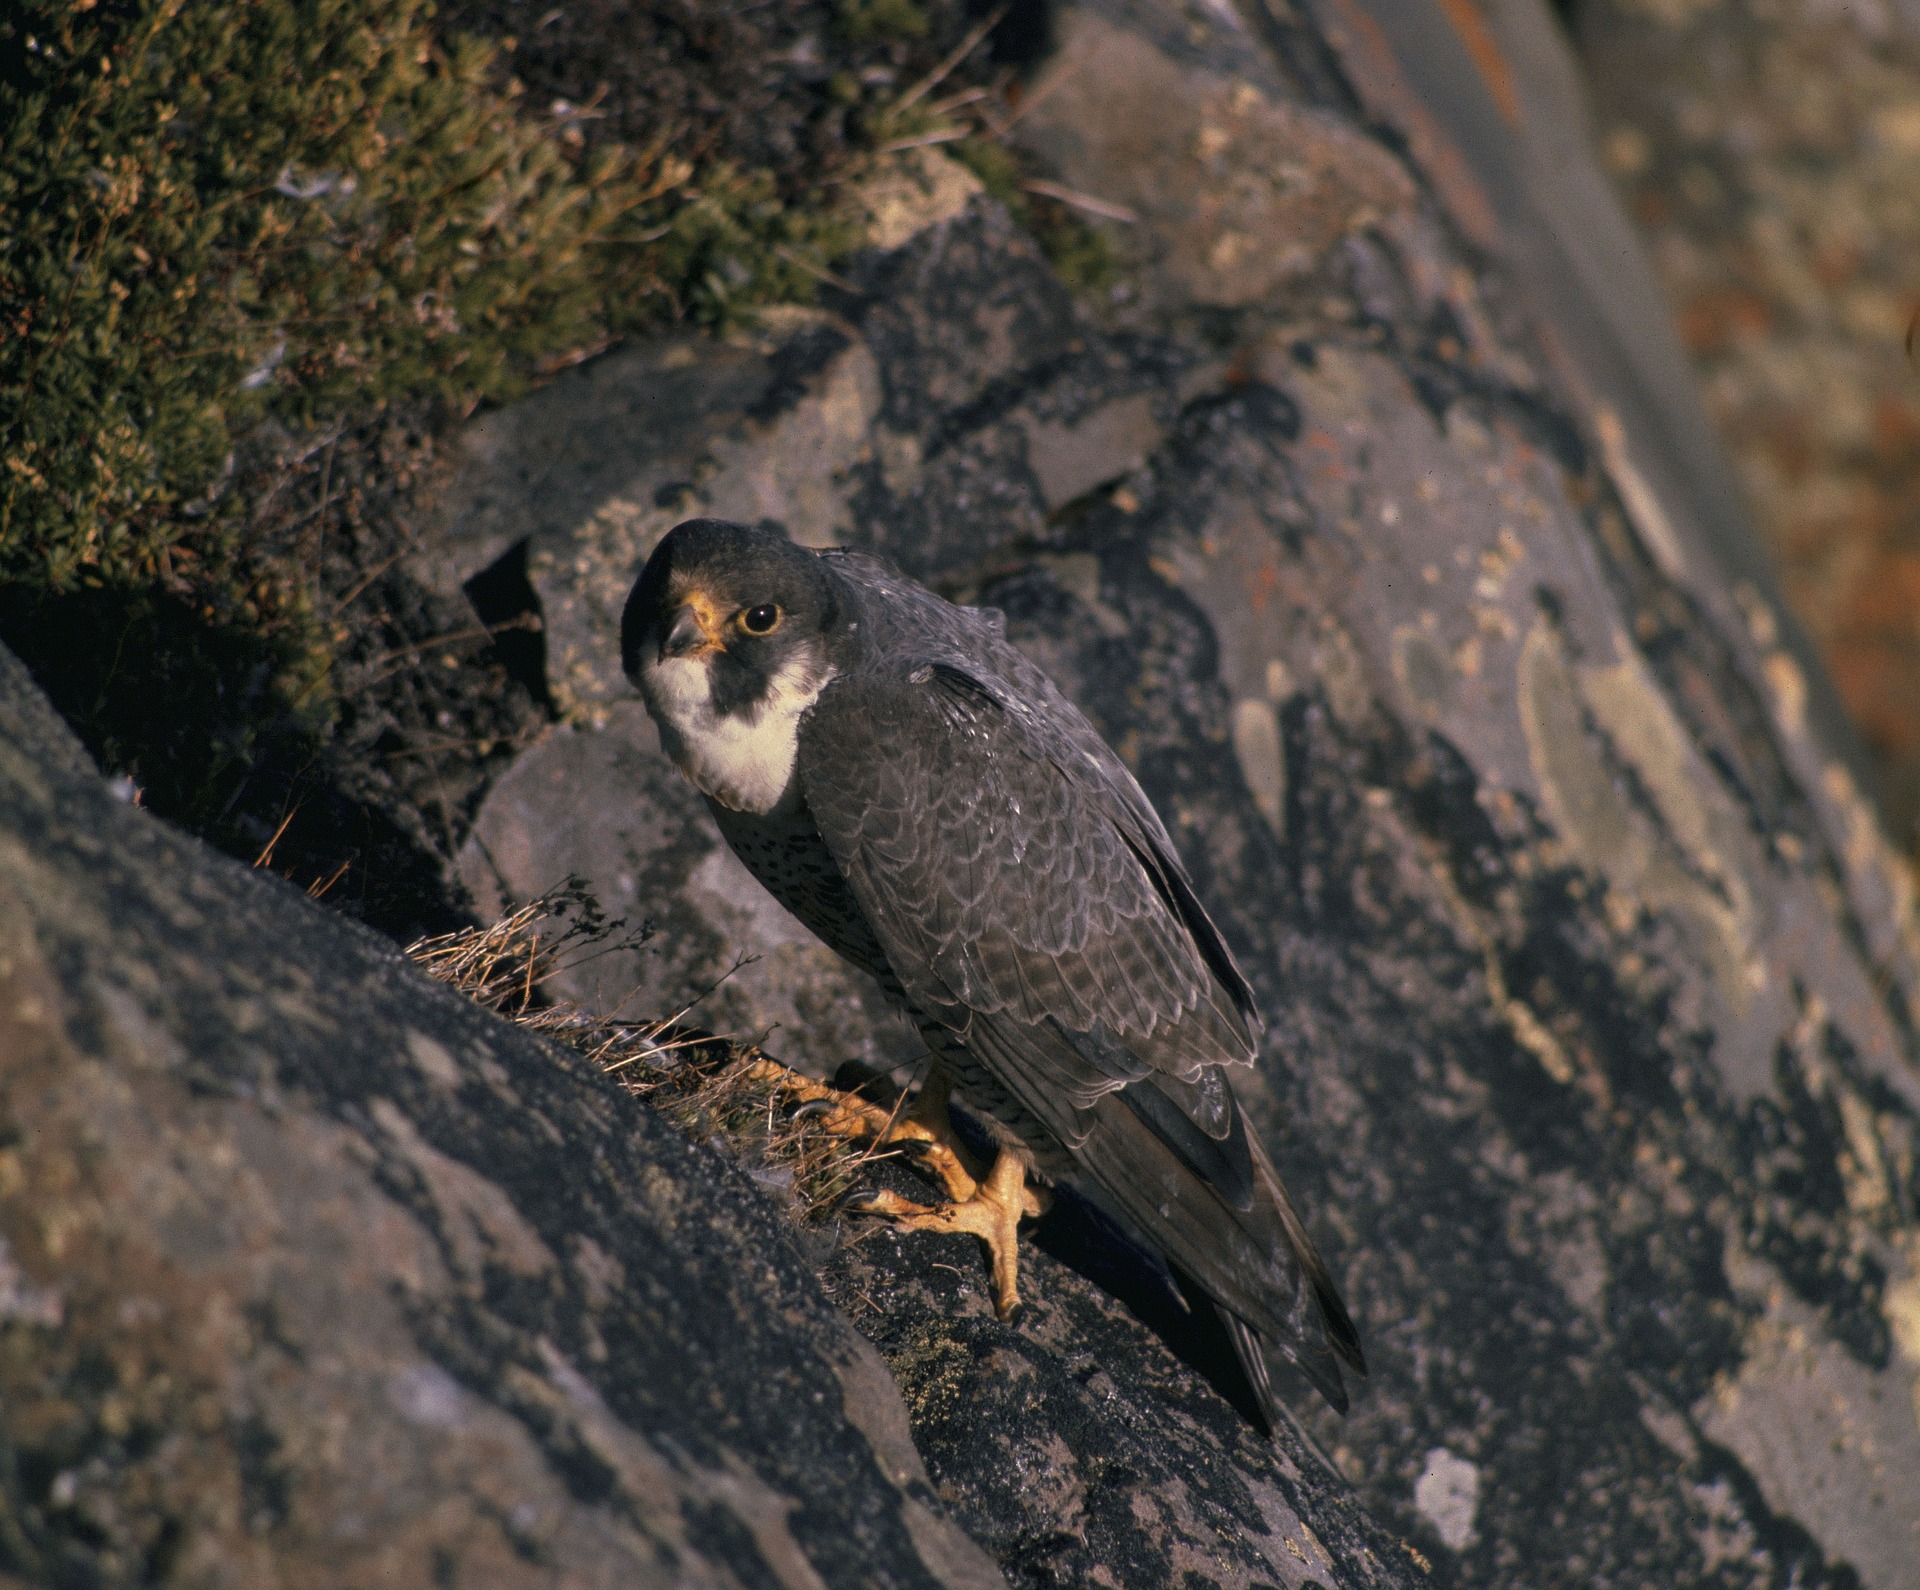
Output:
[{"xmin": 10, "ymin": 0, "xmax": 1916, "ymax": 1586}]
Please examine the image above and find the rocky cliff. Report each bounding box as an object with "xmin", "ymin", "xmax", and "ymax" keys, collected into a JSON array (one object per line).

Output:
[
  {"xmin": 5, "ymin": 0, "xmax": 1919, "ymax": 1586},
  {"xmin": 432, "ymin": 1, "xmax": 1920, "ymax": 1583}
]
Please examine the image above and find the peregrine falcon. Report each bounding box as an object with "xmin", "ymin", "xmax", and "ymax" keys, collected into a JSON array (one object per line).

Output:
[{"xmin": 621, "ymin": 519, "xmax": 1365, "ymax": 1419}]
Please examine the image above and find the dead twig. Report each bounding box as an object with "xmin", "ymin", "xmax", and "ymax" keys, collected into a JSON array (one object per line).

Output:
[
  {"xmin": 253, "ymin": 805, "xmax": 299, "ymax": 869},
  {"xmin": 876, "ymin": 126, "xmax": 970, "ymax": 155},
  {"xmin": 357, "ymin": 613, "xmax": 540, "ymax": 676},
  {"xmin": 927, "ymin": 86, "xmax": 991, "ymax": 117},
  {"xmin": 332, "ymin": 546, "xmax": 411, "ymax": 611},
  {"xmin": 773, "ymin": 244, "xmax": 858, "ymax": 293},
  {"xmin": 979, "ymin": 47, "xmax": 1082, "ymax": 139},
  {"xmin": 893, "ymin": 5, "xmax": 1008, "ymax": 114},
  {"xmin": 1021, "ymin": 179, "xmax": 1138, "ymax": 224},
  {"xmin": 306, "ymin": 858, "xmax": 351, "ymax": 899}
]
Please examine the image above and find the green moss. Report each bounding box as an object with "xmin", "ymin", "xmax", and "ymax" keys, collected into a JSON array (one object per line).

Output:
[
  {"xmin": 952, "ymin": 136, "xmax": 1120, "ymax": 298},
  {"xmin": 5, "ymin": 5, "xmax": 560, "ymax": 591},
  {"xmin": 0, "ymin": 0, "xmax": 849, "ymax": 606},
  {"xmin": 836, "ymin": 0, "xmax": 931, "ymax": 45},
  {"xmin": 660, "ymin": 166, "xmax": 861, "ymax": 327},
  {"xmin": 1036, "ymin": 214, "xmax": 1118, "ymax": 297},
  {"xmin": 0, "ymin": 0, "xmax": 871, "ymax": 883},
  {"xmin": 950, "ymin": 137, "xmax": 1024, "ymax": 206}
]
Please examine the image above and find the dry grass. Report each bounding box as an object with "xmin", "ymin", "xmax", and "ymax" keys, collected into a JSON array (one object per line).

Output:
[{"xmin": 406, "ymin": 879, "xmax": 907, "ymax": 1215}]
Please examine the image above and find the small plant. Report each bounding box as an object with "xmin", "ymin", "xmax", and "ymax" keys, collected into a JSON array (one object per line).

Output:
[
  {"xmin": 952, "ymin": 135, "xmax": 1119, "ymax": 296},
  {"xmin": 0, "ymin": 0, "xmax": 854, "ymax": 614},
  {"xmin": 837, "ymin": 0, "xmax": 932, "ymax": 46},
  {"xmin": 408, "ymin": 882, "xmax": 905, "ymax": 1216}
]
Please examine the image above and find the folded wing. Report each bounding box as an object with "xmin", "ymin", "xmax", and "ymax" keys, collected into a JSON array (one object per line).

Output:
[{"xmin": 798, "ymin": 661, "xmax": 1363, "ymax": 1413}]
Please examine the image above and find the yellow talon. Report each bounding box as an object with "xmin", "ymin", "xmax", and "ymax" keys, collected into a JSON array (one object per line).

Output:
[
  {"xmin": 850, "ymin": 1146, "xmax": 1046, "ymax": 1320},
  {"xmin": 748, "ymin": 1057, "xmax": 1048, "ymax": 1318}
]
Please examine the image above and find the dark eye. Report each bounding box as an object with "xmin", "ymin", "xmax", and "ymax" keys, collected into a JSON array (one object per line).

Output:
[{"xmin": 741, "ymin": 603, "xmax": 781, "ymax": 635}]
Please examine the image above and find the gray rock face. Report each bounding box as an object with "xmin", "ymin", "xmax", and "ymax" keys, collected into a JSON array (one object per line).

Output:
[
  {"xmin": 432, "ymin": 0, "xmax": 1920, "ymax": 1584},
  {"xmin": 819, "ymin": 1179, "xmax": 1422, "ymax": 1590},
  {"xmin": 458, "ymin": 705, "xmax": 926, "ymax": 1082},
  {"xmin": 0, "ymin": 645, "xmax": 1010, "ymax": 1589}
]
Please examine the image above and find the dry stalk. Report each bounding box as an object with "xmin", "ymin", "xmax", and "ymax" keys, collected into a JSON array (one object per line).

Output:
[{"xmin": 407, "ymin": 880, "xmax": 904, "ymax": 1217}]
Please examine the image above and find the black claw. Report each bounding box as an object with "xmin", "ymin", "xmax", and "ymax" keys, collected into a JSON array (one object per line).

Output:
[
  {"xmin": 839, "ymin": 1187, "xmax": 886, "ymax": 1215},
  {"xmin": 1001, "ymin": 1301, "xmax": 1026, "ymax": 1327},
  {"xmin": 789, "ymin": 1098, "xmax": 838, "ymax": 1121}
]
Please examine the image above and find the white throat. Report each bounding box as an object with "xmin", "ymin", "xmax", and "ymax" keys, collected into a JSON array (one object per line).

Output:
[{"xmin": 641, "ymin": 650, "xmax": 834, "ymax": 814}]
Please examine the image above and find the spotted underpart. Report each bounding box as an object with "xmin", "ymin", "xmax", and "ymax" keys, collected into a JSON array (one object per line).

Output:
[
  {"xmin": 709, "ymin": 798, "xmax": 896, "ymax": 990},
  {"xmin": 711, "ymin": 797, "xmax": 1065, "ymax": 1169}
]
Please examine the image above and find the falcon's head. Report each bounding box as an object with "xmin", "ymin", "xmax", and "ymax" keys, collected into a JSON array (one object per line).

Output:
[{"xmin": 621, "ymin": 519, "xmax": 841, "ymax": 814}]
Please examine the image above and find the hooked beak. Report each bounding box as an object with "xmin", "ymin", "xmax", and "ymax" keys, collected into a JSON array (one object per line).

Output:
[{"xmin": 661, "ymin": 602, "xmax": 716, "ymax": 661}]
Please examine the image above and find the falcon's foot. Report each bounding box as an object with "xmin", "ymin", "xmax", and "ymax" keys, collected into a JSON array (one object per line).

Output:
[
  {"xmin": 752, "ymin": 1058, "xmax": 982, "ymax": 1203},
  {"xmin": 746, "ymin": 1058, "xmax": 1048, "ymax": 1317},
  {"xmin": 847, "ymin": 1146, "xmax": 1047, "ymax": 1322}
]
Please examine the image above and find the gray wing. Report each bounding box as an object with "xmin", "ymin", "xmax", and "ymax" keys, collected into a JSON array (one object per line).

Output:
[
  {"xmin": 798, "ymin": 661, "xmax": 1256, "ymax": 1108},
  {"xmin": 798, "ymin": 661, "xmax": 1363, "ymax": 1409}
]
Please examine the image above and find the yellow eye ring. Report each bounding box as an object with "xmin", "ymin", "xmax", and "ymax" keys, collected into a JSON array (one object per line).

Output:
[{"xmin": 740, "ymin": 603, "xmax": 781, "ymax": 635}]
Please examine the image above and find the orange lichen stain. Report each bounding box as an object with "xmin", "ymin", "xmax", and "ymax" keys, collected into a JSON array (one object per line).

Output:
[
  {"xmin": 1828, "ymin": 637, "xmax": 1920, "ymax": 760},
  {"xmin": 1841, "ymin": 551, "xmax": 1920, "ymax": 633},
  {"xmin": 1871, "ymin": 394, "xmax": 1920, "ymax": 458},
  {"xmin": 1679, "ymin": 289, "xmax": 1774, "ymax": 356},
  {"xmin": 1811, "ymin": 242, "xmax": 1862, "ymax": 290},
  {"xmin": 1434, "ymin": 0, "xmax": 1519, "ymax": 127}
]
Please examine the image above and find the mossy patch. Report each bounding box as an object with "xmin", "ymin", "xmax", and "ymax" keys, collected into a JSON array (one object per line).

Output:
[
  {"xmin": 0, "ymin": 0, "xmax": 1090, "ymax": 929},
  {"xmin": 0, "ymin": 0, "xmax": 868, "ymax": 912},
  {"xmin": 952, "ymin": 135, "xmax": 1119, "ymax": 297},
  {"xmin": 0, "ymin": 0, "xmax": 851, "ymax": 602},
  {"xmin": 838, "ymin": 0, "xmax": 934, "ymax": 46}
]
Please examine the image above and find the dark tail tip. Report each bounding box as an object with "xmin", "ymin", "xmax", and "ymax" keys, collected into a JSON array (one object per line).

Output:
[
  {"xmin": 1315, "ymin": 1273, "xmax": 1368, "ymax": 1378},
  {"xmin": 1223, "ymin": 1311, "xmax": 1351, "ymax": 1423}
]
